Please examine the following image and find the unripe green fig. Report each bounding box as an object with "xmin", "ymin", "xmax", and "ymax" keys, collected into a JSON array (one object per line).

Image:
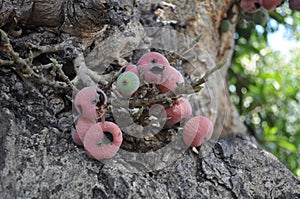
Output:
[
  {"xmin": 251, "ymin": 8, "xmax": 269, "ymax": 25},
  {"xmin": 220, "ymin": 19, "xmax": 231, "ymax": 33},
  {"xmin": 116, "ymin": 71, "xmax": 140, "ymax": 96}
]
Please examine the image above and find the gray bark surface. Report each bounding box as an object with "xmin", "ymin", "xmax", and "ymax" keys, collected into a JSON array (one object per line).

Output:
[
  {"xmin": 0, "ymin": 72, "xmax": 299, "ymax": 198},
  {"xmin": 0, "ymin": 0, "xmax": 299, "ymax": 198}
]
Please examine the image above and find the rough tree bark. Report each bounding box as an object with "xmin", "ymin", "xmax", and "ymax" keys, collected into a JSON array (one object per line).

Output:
[{"xmin": 0, "ymin": 0, "xmax": 299, "ymax": 198}]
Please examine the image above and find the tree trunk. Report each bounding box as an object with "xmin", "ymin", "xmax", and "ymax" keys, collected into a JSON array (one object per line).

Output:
[{"xmin": 0, "ymin": 0, "xmax": 299, "ymax": 198}]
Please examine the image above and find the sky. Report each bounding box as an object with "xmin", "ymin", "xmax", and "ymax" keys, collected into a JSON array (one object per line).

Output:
[{"xmin": 267, "ymin": 24, "xmax": 300, "ymax": 56}]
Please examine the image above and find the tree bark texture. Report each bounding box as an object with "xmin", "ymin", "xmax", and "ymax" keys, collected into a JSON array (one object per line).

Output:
[
  {"xmin": 0, "ymin": 0, "xmax": 299, "ymax": 198},
  {"xmin": 0, "ymin": 89, "xmax": 299, "ymax": 198}
]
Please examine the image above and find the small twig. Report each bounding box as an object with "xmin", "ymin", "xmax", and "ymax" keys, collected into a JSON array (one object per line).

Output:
[
  {"xmin": 102, "ymin": 70, "xmax": 122, "ymax": 92},
  {"xmin": 179, "ymin": 34, "xmax": 203, "ymax": 55},
  {"xmin": 87, "ymin": 70, "xmax": 112, "ymax": 87},
  {"xmin": 28, "ymin": 50, "xmax": 34, "ymax": 64},
  {"xmin": 0, "ymin": 59, "xmax": 14, "ymax": 66},
  {"xmin": 37, "ymin": 78, "xmax": 69, "ymax": 89},
  {"xmin": 29, "ymin": 39, "xmax": 74, "ymax": 59},
  {"xmin": 130, "ymin": 83, "xmax": 191, "ymax": 107},
  {"xmin": 0, "ymin": 29, "xmax": 40, "ymax": 78},
  {"xmin": 50, "ymin": 58, "xmax": 78, "ymax": 92},
  {"xmin": 34, "ymin": 63, "xmax": 53, "ymax": 71},
  {"xmin": 192, "ymin": 63, "xmax": 223, "ymax": 87},
  {"xmin": 0, "ymin": 29, "xmax": 75, "ymax": 90}
]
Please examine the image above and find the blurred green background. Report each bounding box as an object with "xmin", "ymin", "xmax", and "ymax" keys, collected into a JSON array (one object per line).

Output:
[{"xmin": 229, "ymin": 3, "xmax": 300, "ymax": 177}]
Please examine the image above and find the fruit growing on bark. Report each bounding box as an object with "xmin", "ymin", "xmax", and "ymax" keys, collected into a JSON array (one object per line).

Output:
[
  {"xmin": 83, "ymin": 122, "xmax": 123, "ymax": 160},
  {"xmin": 289, "ymin": 0, "xmax": 300, "ymax": 10},
  {"xmin": 74, "ymin": 86, "xmax": 107, "ymax": 121},
  {"xmin": 240, "ymin": 0, "xmax": 263, "ymax": 13},
  {"xmin": 183, "ymin": 116, "xmax": 213, "ymax": 147},
  {"xmin": 251, "ymin": 8, "xmax": 269, "ymax": 25},
  {"xmin": 71, "ymin": 129, "xmax": 82, "ymax": 145},
  {"xmin": 157, "ymin": 66, "xmax": 184, "ymax": 93},
  {"xmin": 116, "ymin": 71, "xmax": 140, "ymax": 97},
  {"xmin": 119, "ymin": 64, "xmax": 139, "ymax": 76},
  {"xmin": 165, "ymin": 97, "xmax": 192, "ymax": 127},
  {"xmin": 137, "ymin": 52, "xmax": 171, "ymax": 84},
  {"xmin": 220, "ymin": 19, "xmax": 231, "ymax": 33},
  {"xmin": 262, "ymin": 0, "xmax": 282, "ymax": 10}
]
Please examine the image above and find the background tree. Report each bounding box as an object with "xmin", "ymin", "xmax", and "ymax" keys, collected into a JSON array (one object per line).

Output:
[{"xmin": 230, "ymin": 2, "xmax": 300, "ymax": 177}]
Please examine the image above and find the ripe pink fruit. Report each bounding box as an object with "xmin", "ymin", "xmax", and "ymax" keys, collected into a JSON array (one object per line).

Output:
[
  {"xmin": 183, "ymin": 116, "xmax": 213, "ymax": 147},
  {"xmin": 71, "ymin": 129, "xmax": 82, "ymax": 145},
  {"xmin": 137, "ymin": 52, "xmax": 171, "ymax": 84},
  {"xmin": 240, "ymin": 0, "xmax": 263, "ymax": 13},
  {"xmin": 99, "ymin": 122, "xmax": 123, "ymax": 147},
  {"xmin": 74, "ymin": 86, "xmax": 107, "ymax": 121},
  {"xmin": 137, "ymin": 52, "xmax": 171, "ymax": 69},
  {"xmin": 165, "ymin": 98, "xmax": 192, "ymax": 127},
  {"xmin": 119, "ymin": 64, "xmax": 139, "ymax": 76},
  {"xmin": 75, "ymin": 117, "xmax": 96, "ymax": 145},
  {"xmin": 289, "ymin": 0, "xmax": 300, "ymax": 10},
  {"xmin": 83, "ymin": 122, "xmax": 123, "ymax": 160},
  {"xmin": 157, "ymin": 66, "xmax": 184, "ymax": 93},
  {"xmin": 262, "ymin": 0, "xmax": 282, "ymax": 10}
]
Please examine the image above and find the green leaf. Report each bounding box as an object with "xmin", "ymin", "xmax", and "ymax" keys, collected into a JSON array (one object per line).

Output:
[{"xmin": 277, "ymin": 140, "xmax": 297, "ymax": 153}]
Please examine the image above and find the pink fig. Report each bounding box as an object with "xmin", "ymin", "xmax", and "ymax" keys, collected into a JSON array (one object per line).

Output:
[
  {"xmin": 183, "ymin": 116, "xmax": 213, "ymax": 147},
  {"xmin": 99, "ymin": 121, "xmax": 123, "ymax": 147},
  {"xmin": 165, "ymin": 97, "xmax": 192, "ymax": 127},
  {"xmin": 71, "ymin": 129, "xmax": 82, "ymax": 145},
  {"xmin": 137, "ymin": 52, "xmax": 171, "ymax": 84},
  {"xmin": 83, "ymin": 122, "xmax": 123, "ymax": 160},
  {"xmin": 119, "ymin": 64, "xmax": 139, "ymax": 76},
  {"xmin": 157, "ymin": 66, "xmax": 184, "ymax": 93},
  {"xmin": 240, "ymin": 0, "xmax": 263, "ymax": 13},
  {"xmin": 262, "ymin": 0, "xmax": 282, "ymax": 10},
  {"xmin": 74, "ymin": 117, "xmax": 96, "ymax": 145},
  {"xmin": 74, "ymin": 86, "xmax": 107, "ymax": 121},
  {"xmin": 289, "ymin": 0, "xmax": 300, "ymax": 10}
]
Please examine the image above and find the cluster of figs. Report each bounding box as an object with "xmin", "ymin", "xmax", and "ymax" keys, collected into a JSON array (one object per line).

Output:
[
  {"xmin": 221, "ymin": 0, "xmax": 300, "ymax": 33},
  {"xmin": 241, "ymin": 0, "xmax": 300, "ymax": 24},
  {"xmin": 241, "ymin": 0, "xmax": 300, "ymax": 13},
  {"xmin": 72, "ymin": 52, "xmax": 214, "ymax": 161}
]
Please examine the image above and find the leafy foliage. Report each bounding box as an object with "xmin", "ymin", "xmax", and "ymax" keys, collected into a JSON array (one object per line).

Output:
[{"xmin": 230, "ymin": 3, "xmax": 300, "ymax": 177}]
